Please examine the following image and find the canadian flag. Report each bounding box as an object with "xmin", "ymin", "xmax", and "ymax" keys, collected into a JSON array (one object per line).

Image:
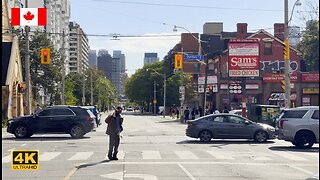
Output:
[{"xmin": 11, "ymin": 8, "xmax": 46, "ymax": 26}]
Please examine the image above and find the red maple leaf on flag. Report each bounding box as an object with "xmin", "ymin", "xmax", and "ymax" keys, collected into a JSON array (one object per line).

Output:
[{"xmin": 23, "ymin": 11, "xmax": 34, "ymax": 21}]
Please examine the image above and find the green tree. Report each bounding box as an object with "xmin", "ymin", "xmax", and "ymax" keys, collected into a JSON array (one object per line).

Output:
[
  {"xmin": 125, "ymin": 61, "xmax": 196, "ymax": 109},
  {"xmin": 297, "ymin": 20, "xmax": 319, "ymax": 71},
  {"xmin": 19, "ymin": 30, "xmax": 63, "ymax": 105}
]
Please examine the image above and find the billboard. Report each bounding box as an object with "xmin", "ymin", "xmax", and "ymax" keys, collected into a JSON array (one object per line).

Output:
[{"xmin": 228, "ymin": 40, "xmax": 260, "ymax": 77}]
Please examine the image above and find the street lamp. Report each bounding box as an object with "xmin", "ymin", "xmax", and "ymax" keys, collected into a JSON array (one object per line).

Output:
[
  {"xmin": 173, "ymin": 25, "xmax": 211, "ymax": 116},
  {"xmin": 284, "ymin": 0, "xmax": 302, "ymax": 108},
  {"xmin": 146, "ymin": 68, "xmax": 166, "ymax": 118}
]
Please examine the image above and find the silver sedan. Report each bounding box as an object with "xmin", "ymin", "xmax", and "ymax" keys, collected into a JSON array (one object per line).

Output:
[{"xmin": 186, "ymin": 113, "xmax": 276, "ymax": 142}]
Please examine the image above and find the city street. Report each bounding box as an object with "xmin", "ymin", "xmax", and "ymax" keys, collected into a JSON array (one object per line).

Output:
[{"xmin": 2, "ymin": 112, "xmax": 319, "ymax": 180}]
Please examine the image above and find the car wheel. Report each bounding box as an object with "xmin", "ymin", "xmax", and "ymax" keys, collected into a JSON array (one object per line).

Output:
[
  {"xmin": 254, "ymin": 130, "xmax": 268, "ymax": 142},
  {"xmin": 294, "ymin": 132, "xmax": 315, "ymax": 149},
  {"xmin": 199, "ymin": 130, "xmax": 212, "ymax": 142},
  {"xmin": 70, "ymin": 125, "xmax": 84, "ymax": 138},
  {"xmin": 14, "ymin": 125, "xmax": 29, "ymax": 138}
]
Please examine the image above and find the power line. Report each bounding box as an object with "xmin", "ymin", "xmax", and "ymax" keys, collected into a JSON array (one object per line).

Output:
[{"xmin": 91, "ymin": 0, "xmax": 317, "ymax": 13}]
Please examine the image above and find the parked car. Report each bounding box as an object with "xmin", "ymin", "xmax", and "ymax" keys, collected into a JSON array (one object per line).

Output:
[
  {"xmin": 82, "ymin": 106, "xmax": 101, "ymax": 127},
  {"xmin": 276, "ymin": 106, "xmax": 319, "ymax": 148},
  {"xmin": 7, "ymin": 106, "xmax": 95, "ymax": 138},
  {"xmin": 126, "ymin": 107, "xmax": 134, "ymax": 111},
  {"xmin": 186, "ymin": 113, "xmax": 276, "ymax": 142}
]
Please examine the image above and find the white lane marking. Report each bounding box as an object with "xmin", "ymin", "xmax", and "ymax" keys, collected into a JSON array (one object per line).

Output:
[
  {"xmin": 271, "ymin": 151, "xmax": 307, "ymax": 161},
  {"xmin": 2, "ymin": 155, "xmax": 11, "ymax": 163},
  {"xmin": 104, "ymin": 151, "xmax": 124, "ymax": 160},
  {"xmin": 178, "ymin": 164, "xmax": 196, "ymax": 180},
  {"xmin": 206, "ymin": 151, "xmax": 234, "ymax": 160},
  {"xmin": 68, "ymin": 152, "xmax": 93, "ymax": 161},
  {"xmin": 40, "ymin": 152, "xmax": 62, "ymax": 161},
  {"xmin": 100, "ymin": 171, "xmax": 158, "ymax": 180},
  {"xmin": 21, "ymin": 144, "xmax": 26, "ymax": 147},
  {"xmin": 289, "ymin": 165, "xmax": 314, "ymax": 175},
  {"xmin": 142, "ymin": 151, "xmax": 161, "ymax": 159},
  {"xmin": 253, "ymin": 156, "xmax": 272, "ymax": 161},
  {"xmin": 175, "ymin": 151, "xmax": 199, "ymax": 159},
  {"xmin": 101, "ymin": 161, "xmax": 318, "ymax": 166},
  {"xmin": 7, "ymin": 148, "xmax": 16, "ymax": 152}
]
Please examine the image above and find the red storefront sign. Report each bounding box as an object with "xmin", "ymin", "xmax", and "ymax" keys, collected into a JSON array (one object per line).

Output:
[
  {"xmin": 301, "ymin": 73, "xmax": 319, "ymax": 82},
  {"xmin": 228, "ymin": 41, "xmax": 260, "ymax": 77},
  {"xmin": 262, "ymin": 74, "xmax": 298, "ymax": 82}
]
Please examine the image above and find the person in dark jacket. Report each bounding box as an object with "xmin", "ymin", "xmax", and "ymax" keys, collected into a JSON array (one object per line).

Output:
[
  {"xmin": 105, "ymin": 106, "xmax": 123, "ymax": 160},
  {"xmin": 222, "ymin": 106, "xmax": 229, "ymax": 113}
]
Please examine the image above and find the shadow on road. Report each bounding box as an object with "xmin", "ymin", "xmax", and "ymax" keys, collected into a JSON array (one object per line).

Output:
[
  {"xmin": 269, "ymin": 146, "xmax": 319, "ymax": 153},
  {"xmin": 75, "ymin": 159, "xmax": 112, "ymax": 169},
  {"xmin": 2, "ymin": 136, "xmax": 91, "ymax": 141},
  {"xmin": 156, "ymin": 120, "xmax": 181, "ymax": 124}
]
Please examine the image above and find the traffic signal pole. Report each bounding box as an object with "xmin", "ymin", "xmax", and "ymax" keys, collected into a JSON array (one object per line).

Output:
[
  {"xmin": 61, "ymin": 30, "xmax": 66, "ymax": 105},
  {"xmin": 284, "ymin": 0, "xmax": 291, "ymax": 108},
  {"xmin": 25, "ymin": 0, "xmax": 31, "ymax": 115}
]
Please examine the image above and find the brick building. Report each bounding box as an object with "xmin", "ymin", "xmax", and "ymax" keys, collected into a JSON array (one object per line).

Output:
[{"xmin": 167, "ymin": 22, "xmax": 319, "ymax": 111}]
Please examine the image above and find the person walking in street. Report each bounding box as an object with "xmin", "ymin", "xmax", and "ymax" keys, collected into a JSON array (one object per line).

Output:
[
  {"xmin": 92, "ymin": 105, "xmax": 100, "ymax": 127},
  {"xmin": 34, "ymin": 104, "xmax": 42, "ymax": 114},
  {"xmin": 184, "ymin": 107, "xmax": 190, "ymax": 123},
  {"xmin": 105, "ymin": 106, "xmax": 123, "ymax": 160}
]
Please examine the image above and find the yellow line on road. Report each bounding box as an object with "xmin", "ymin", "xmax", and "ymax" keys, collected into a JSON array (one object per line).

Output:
[{"xmin": 64, "ymin": 166, "xmax": 78, "ymax": 180}]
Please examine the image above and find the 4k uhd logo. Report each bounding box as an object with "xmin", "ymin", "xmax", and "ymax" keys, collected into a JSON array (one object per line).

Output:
[{"xmin": 11, "ymin": 150, "xmax": 39, "ymax": 170}]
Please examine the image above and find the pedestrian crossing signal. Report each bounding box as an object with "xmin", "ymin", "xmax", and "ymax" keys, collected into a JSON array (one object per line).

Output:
[{"xmin": 41, "ymin": 48, "xmax": 50, "ymax": 64}]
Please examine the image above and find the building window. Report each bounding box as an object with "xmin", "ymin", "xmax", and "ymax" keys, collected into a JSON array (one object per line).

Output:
[{"xmin": 264, "ymin": 42, "xmax": 272, "ymax": 55}]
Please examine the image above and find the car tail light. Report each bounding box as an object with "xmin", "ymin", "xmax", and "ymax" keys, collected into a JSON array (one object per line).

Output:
[
  {"xmin": 279, "ymin": 120, "xmax": 287, "ymax": 129},
  {"xmin": 86, "ymin": 116, "xmax": 95, "ymax": 122}
]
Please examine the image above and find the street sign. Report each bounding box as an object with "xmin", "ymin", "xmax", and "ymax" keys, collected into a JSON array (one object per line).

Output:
[
  {"xmin": 183, "ymin": 54, "xmax": 204, "ymax": 60},
  {"xmin": 179, "ymin": 86, "xmax": 185, "ymax": 94}
]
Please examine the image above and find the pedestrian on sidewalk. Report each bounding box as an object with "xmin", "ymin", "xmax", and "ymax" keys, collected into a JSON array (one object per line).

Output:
[
  {"xmin": 184, "ymin": 107, "xmax": 190, "ymax": 123},
  {"xmin": 34, "ymin": 104, "xmax": 42, "ymax": 114},
  {"xmin": 105, "ymin": 106, "xmax": 123, "ymax": 160},
  {"xmin": 191, "ymin": 108, "xmax": 196, "ymax": 120}
]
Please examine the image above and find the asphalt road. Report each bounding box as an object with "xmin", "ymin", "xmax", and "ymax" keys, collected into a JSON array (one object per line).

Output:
[{"xmin": 2, "ymin": 111, "xmax": 319, "ymax": 180}]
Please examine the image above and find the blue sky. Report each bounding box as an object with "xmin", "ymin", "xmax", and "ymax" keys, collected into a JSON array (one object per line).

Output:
[{"xmin": 70, "ymin": 0, "xmax": 318, "ymax": 75}]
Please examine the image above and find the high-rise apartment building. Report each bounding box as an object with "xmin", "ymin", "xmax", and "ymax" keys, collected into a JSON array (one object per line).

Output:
[
  {"xmin": 97, "ymin": 50, "xmax": 126, "ymax": 96},
  {"xmin": 69, "ymin": 22, "xmax": 89, "ymax": 74},
  {"xmin": 88, "ymin": 50, "xmax": 97, "ymax": 67},
  {"xmin": 144, "ymin": 53, "xmax": 159, "ymax": 65}
]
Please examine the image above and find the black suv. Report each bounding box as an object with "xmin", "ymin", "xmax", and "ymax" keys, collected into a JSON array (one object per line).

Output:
[{"xmin": 7, "ymin": 106, "xmax": 95, "ymax": 138}]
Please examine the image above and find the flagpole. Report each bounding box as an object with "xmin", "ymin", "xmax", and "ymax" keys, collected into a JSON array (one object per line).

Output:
[{"xmin": 25, "ymin": 0, "xmax": 31, "ymax": 114}]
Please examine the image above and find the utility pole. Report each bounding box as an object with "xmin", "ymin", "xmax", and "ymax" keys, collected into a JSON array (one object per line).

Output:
[
  {"xmin": 25, "ymin": 0, "xmax": 31, "ymax": 114},
  {"xmin": 153, "ymin": 81, "xmax": 156, "ymax": 114},
  {"xmin": 90, "ymin": 71, "xmax": 93, "ymax": 105},
  {"xmin": 61, "ymin": 30, "xmax": 66, "ymax": 105},
  {"xmin": 82, "ymin": 75, "xmax": 85, "ymax": 105},
  {"xmin": 284, "ymin": 0, "xmax": 291, "ymax": 108},
  {"xmin": 163, "ymin": 73, "xmax": 166, "ymax": 118}
]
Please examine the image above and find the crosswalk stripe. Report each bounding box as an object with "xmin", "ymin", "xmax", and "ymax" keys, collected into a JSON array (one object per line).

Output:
[
  {"xmin": 271, "ymin": 151, "xmax": 307, "ymax": 161},
  {"xmin": 142, "ymin": 151, "xmax": 161, "ymax": 159},
  {"xmin": 206, "ymin": 151, "xmax": 234, "ymax": 160},
  {"xmin": 175, "ymin": 151, "xmax": 199, "ymax": 159},
  {"xmin": 68, "ymin": 152, "xmax": 93, "ymax": 161},
  {"xmin": 104, "ymin": 151, "xmax": 124, "ymax": 160},
  {"xmin": 2, "ymin": 155, "xmax": 11, "ymax": 163},
  {"xmin": 40, "ymin": 152, "xmax": 62, "ymax": 161}
]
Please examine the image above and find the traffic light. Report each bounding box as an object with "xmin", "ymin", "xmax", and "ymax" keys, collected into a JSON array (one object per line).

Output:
[
  {"xmin": 283, "ymin": 39, "xmax": 290, "ymax": 60},
  {"xmin": 208, "ymin": 85, "xmax": 213, "ymax": 92},
  {"xmin": 41, "ymin": 48, "xmax": 50, "ymax": 64},
  {"xmin": 174, "ymin": 54, "xmax": 183, "ymax": 69}
]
